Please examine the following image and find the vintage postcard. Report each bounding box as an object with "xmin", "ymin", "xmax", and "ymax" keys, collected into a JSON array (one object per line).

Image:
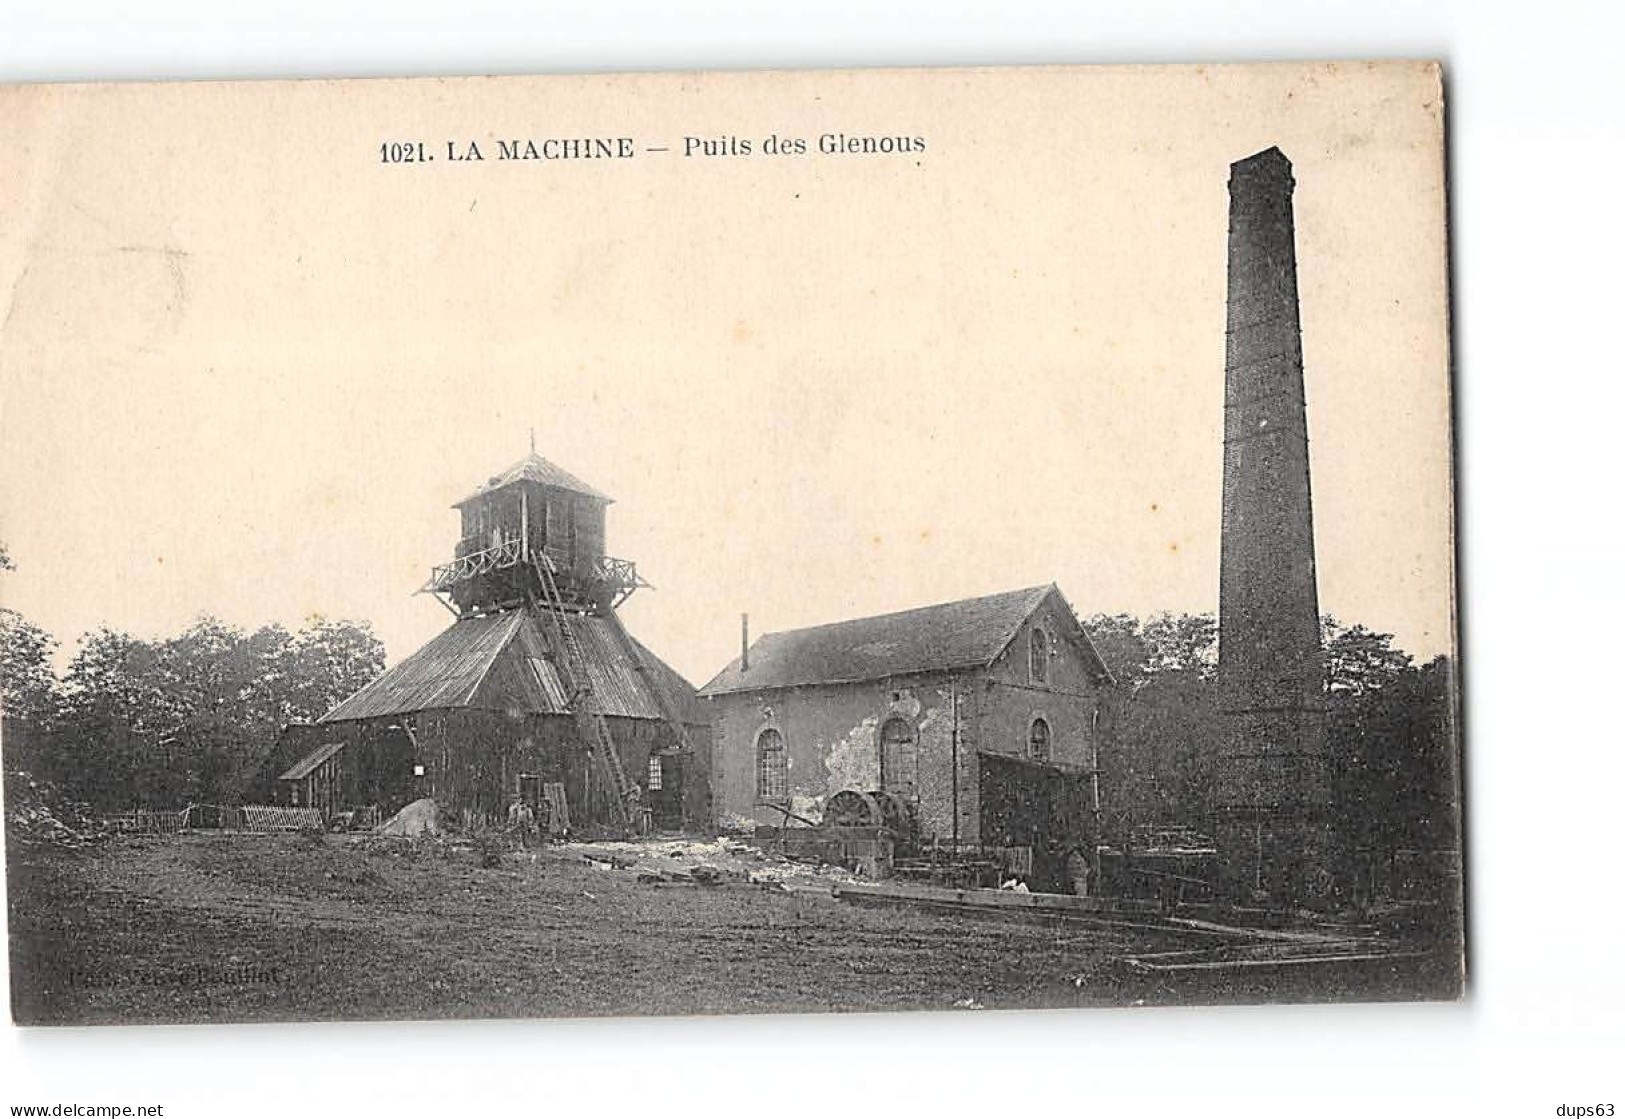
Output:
[{"xmin": 0, "ymin": 61, "xmax": 1460, "ymax": 1026}]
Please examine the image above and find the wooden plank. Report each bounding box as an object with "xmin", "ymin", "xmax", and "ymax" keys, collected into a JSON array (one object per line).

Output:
[
  {"xmin": 1120, "ymin": 950, "xmax": 1428, "ymax": 975},
  {"xmin": 1163, "ymin": 916, "xmax": 1350, "ymax": 944},
  {"xmin": 543, "ymin": 781, "xmax": 571, "ymax": 835},
  {"xmin": 834, "ymin": 879, "xmax": 1161, "ymax": 917},
  {"xmin": 830, "ymin": 880, "xmax": 1376, "ymax": 948}
]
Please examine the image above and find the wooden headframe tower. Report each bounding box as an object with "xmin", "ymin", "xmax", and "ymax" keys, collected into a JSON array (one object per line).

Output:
[{"xmin": 420, "ymin": 445, "xmax": 693, "ymax": 829}]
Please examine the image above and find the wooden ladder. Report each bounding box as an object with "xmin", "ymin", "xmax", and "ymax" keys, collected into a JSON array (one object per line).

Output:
[{"xmin": 531, "ymin": 555, "xmax": 634, "ymax": 830}]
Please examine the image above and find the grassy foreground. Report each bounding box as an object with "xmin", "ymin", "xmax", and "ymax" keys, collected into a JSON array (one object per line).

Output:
[
  {"xmin": 7, "ymin": 831, "xmax": 1454, "ymax": 1026},
  {"xmin": 7, "ymin": 832, "xmax": 1166, "ymax": 1026}
]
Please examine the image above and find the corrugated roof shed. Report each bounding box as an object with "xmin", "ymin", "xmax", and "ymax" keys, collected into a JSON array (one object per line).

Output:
[
  {"xmin": 320, "ymin": 607, "xmax": 703, "ymax": 725},
  {"xmin": 277, "ymin": 740, "xmax": 345, "ymax": 781},
  {"xmin": 699, "ymin": 584, "xmax": 1111, "ymax": 696},
  {"xmin": 454, "ymin": 451, "xmax": 612, "ymax": 507}
]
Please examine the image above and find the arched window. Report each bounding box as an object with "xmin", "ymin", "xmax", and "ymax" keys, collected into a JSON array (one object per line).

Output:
[
  {"xmin": 879, "ymin": 718, "xmax": 918, "ymax": 796},
  {"xmin": 756, "ymin": 729, "xmax": 787, "ymax": 801},
  {"xmin": 1030, "ymin": 628, "xmax": 1050, "ymax": 683},
  {"xmin": 1029, "ymin": 717, "xmax": 1051, "ymax": 762}
]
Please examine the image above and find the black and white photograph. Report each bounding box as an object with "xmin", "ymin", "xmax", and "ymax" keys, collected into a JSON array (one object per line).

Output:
[
  {"xmin": 0, "ymin": 21, "xmax": 1618, "ymax": 1115},
  {"xmin": 0, "ymin": 62, "xmax": 1460, "ymax": 1027}
]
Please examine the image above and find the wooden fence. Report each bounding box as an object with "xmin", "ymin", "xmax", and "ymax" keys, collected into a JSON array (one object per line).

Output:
[
  {"xmin": 106, "ymin": 804, "xmax": 325, "ymax": 834},
  {"xmin": 106, "ymin": 809, "xmax": 185, "ymax": 835},
  {"xmin": 238, "ymin": 805, "xmax": 325, "ymax": 832}
]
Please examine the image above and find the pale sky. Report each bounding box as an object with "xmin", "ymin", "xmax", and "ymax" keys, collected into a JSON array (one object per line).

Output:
[{"xmin": 0, "ymin": 62, "xmax": 1452, "ymax": 686}]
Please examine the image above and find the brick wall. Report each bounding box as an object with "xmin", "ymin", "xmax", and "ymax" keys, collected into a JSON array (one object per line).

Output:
[
  {"xmin": 1216, "ymin": 146, "xmax": 1329, "ymax": 813},
  {"xmin": 705, "ymin": 674, "xmax": 967, "ymax": 840}
]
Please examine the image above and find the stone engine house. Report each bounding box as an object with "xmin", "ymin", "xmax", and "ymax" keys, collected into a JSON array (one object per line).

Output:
[{"xmin": 698, "ymin": 585, "xmax": 1113, "ymax": 857}]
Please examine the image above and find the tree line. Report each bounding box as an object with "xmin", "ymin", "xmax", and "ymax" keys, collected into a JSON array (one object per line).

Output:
[
  {"xmin": 2, "ymin": 566, "xmax": 385, "ymax": 813},
  {"xmin": 1084, "ymin": 610, "xmax": 1461, "ymax": 855},
  {"xmin": 5, "ymin": 530, "xmax": 1457, "ymax": 850}
]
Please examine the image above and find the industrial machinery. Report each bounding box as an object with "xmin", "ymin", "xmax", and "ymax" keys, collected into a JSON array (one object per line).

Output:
[
  {"xmin": 823, "ymin": 789, "xmax": 917, "ymax": 840},
  {"xmin": 770, "ymin": 789, "xmax": 919, "ymax": 877}
]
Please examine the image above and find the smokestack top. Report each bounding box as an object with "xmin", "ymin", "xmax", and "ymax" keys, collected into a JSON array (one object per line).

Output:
[
  {"xmin": 1229, "ymin": 145, "xmax": 1294, "ymax": 188},
  {"xmin": 741, "ymin": 613, "xmax": 750, "ymax": 673}
]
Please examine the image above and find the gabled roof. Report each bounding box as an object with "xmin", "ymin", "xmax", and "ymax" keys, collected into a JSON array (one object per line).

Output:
[
  {"xmin": 454, "ymin": 452, "xmax": 612, "ymax": 508},
  {"xmin": 698, "ymin": 584, "xmax": 1112, "ymax": 697},
  {"xmin": 320, "ymin": 607, "xmax": 703, "ymax": 725},
  {"xmin": 277, "ymin": 740, "xmax": 345, "ymax": 781}
]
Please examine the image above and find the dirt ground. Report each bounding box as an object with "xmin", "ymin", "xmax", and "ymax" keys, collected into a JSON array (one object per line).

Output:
[{"xmin": 4, "ymin": 832, "xmax": 1441, "ymax": 1026}]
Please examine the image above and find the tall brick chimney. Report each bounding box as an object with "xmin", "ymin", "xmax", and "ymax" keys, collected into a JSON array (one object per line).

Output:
[{"xmin": 1213, "ymin": 147, "xmax": 1334, "ymax": 904}]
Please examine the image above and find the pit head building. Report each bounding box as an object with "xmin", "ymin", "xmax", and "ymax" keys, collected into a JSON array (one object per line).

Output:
[
  {"xmin": 697, "ymin": 585, "xmax": 1113, "ymax": 878},
  {"xmin": 1214, "ymin": 146, "xmax": 1334, "ymax": 902},
  {"xmin": 263, "ymin": 449, "xmax": 709, "ymax": 832}
]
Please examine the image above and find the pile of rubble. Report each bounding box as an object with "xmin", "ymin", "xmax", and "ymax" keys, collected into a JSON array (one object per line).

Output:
[
  {"xmin": 377, "ymin": 798, "xmax": 439, "ymax": 837},
  {"xmin": 567, "ymin": 836, "xmax": 860, "ymax": 889},
  {"xmin": 3, "ymin": 771, "xmax": 110, "ymax": 849}
]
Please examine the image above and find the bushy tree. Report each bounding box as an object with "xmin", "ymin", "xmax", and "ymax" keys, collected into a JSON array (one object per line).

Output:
[
  {"xmin": 1, "ymin": 609, "xmax": 59, "ymax": 728},
  {"xmin": 1, "ymin": 606, "xmax": 63, "ymax": 778},
  {"xmin": 53, "ymin": 627, "xmax": 177, "ymax": 808},
  {"xmin": 1086, "ymin": 610, "xmax": 1459, "ymax": 867},
  {"xmin": 45, "ymin": 617, "xmax": 385, "ymax": 811},
  {"xmin": 1323, "ymin": 615, "xmax": 1415, "ymax": 697},
  {"xmin": 1, "ymin": 549, "xmax": 389, "ymax": 815},
  {"xmin": 1087, "ymin": 612, "xmax": 1220, "ymax": 829},
  {"xmin": 1142, "ymin": 612, "xmax": 1218, "ymax": 679},
  {"xmin": 1327, "ymin": 648, "xmax": 1459, "ymax": 855},
  {"xmin": 280, "ymin": 617, "xmax": 387, "ymax": 723},
  {"xmin": 2, "ymin": 542, "xmax": 61, "ymax": 782}
]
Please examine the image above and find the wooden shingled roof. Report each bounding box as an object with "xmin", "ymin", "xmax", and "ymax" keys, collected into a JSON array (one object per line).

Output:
[
  {"xmin": 453, "ymin": 451, "xmax": 612, "ymax": 507},
  {"xmin": 320, "ymin": 607, "xmax": 703, "ymax": 725},
  {"xmin": 698, "ymin": 584, "xmax": 1111, "ymax": 697}
]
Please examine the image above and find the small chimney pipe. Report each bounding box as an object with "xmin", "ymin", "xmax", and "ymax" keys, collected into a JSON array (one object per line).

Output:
[{"xmin": 741, "ymin": 613, "xmax": 750, "ymax": 672}]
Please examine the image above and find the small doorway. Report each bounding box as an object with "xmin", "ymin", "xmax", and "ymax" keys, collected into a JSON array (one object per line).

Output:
[
  {"xmin": 647, "ymin": 753, "xmax": 685, "ymax": 830},
  {"xmin": 517, "ymin": 773, "xmax": 545, "ymax": 813},
  {"xmin": 374, "ymin": 724, "xmax": 419, "ymax": 819}
]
